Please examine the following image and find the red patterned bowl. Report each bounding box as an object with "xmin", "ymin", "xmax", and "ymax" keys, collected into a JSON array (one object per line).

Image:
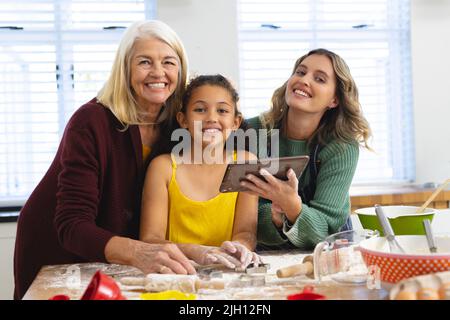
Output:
[{"xmin": 358, "ymin": 235, "xmax": 450, "ymax": 283}]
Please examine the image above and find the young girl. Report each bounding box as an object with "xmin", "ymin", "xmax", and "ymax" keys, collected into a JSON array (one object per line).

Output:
[
  {"xmin": 140, "ymin": 75, "xmax": 260, "ymax": 272},
  {"xmin": 243, "ymin": 48, "xmax": 372, "ymax": 250}
]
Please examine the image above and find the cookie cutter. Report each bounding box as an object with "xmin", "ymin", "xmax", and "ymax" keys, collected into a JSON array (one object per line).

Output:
[
  {"xmin": 245, "ymin": 263, "xmax": 270, "ymax": 274},
  {"xmin": 197, "ymin": 265, "xmax": 224, "ymax": 280},
  {"xmin": 197, "ymin": 262, "xmax": 270, "ymax": 280}
]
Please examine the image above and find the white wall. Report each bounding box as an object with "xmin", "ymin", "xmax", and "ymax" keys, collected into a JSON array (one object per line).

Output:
[
  {"xmin": 411, "ymin": 0, "xmax": 450, "ymax": 184},
  {"xmin": 158, "ymin": 0, "xmax": 239, "ymax": 85},
  {"xmin": 158, "ymin": 0, "xmax": 450, "ymax": 185}
]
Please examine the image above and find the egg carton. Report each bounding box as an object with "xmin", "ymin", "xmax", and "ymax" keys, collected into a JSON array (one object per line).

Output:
[{"xmin": 390, "ymin": 270, "xmax": 450, "ymax": 300}]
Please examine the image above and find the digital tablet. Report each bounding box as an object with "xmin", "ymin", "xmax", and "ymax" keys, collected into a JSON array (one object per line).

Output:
[{"xmin": 219, "ymin": 155, "xmax": 310, "ymax": 193}]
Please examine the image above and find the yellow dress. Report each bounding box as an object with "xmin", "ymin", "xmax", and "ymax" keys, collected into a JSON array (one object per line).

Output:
[
  {"xmin": 167, "ymin": 153, "xmax": 238, "ymax": 246},
  {"xmin": 143, "ymin": 145, "xmax": 151, "ymax": 162}
]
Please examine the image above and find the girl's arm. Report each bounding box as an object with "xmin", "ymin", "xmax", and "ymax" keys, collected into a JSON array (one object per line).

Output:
[
  {"xmin": 140, "ymin": 154, "xmax": 172, "ymax": 244},
  {"xmin": 220, "ymin": 151, "xmax": 261, "ymax": 268},
  {"xmin": 231, "ymin": 150, "xmax": 259, "ymax": 249},
  {"xmin": 224, "ymin": 190, "xmax": 259, "ymax": 268},
  {"xmin": 232, "ymin": 190, "xmax": 258, "ymax": 250}
]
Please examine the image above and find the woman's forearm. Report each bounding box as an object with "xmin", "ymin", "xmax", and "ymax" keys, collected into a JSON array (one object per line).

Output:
[
  {"xmin": 105, "ymin": 236, "xmax": 197, "ymax": 275},
  {"xmin": 104, "ymin": 236, "xmax": 135, "ymax": 265},
  {"xmin": 284, "ymin": 194, "xmax": 302, "ymax": 224},
  {"xmin": 104, "ymin": 235, "xmax": 172, "ymax": 265},
  {"xmin": 140, "ymin": 234, "xmax": 172, "ymax": 245},
  {"xmin": 176, "ymin": 243, "xmax": 204, "ymax": 260}
]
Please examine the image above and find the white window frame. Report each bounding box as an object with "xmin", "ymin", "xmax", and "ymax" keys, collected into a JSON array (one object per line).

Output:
[
  {"xmin": 0, "ymin": 0, "xmax": 156, "ymax": 207},
  {"xmin": 237, "ymin": 0, "xmax": 414, "ymax": 185}
]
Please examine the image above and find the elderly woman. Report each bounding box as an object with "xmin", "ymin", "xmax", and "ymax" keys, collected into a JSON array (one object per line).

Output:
[{"xmin": 13, "ymin": 20, "xmax": 196, "ymax": 299}]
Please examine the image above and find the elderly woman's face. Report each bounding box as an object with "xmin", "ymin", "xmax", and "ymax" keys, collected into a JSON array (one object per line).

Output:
[{"xmin": 130, "ymin": 37, "xmax": 180, "ymax": 110}]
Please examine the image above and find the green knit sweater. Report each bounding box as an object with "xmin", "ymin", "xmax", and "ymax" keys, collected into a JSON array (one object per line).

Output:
[{"xmin": 246, "ymin": 116, "xmax": 359, "ymax": 250}]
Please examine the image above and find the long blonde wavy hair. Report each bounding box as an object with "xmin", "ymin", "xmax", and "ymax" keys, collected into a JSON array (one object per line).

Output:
[
  {"xmin": 97, "ymin": 20, "xmax": 189, "ymax": 128},
  {"xmin": 260, "ymin": 48, "xmax": 371, "ymax": 149}
]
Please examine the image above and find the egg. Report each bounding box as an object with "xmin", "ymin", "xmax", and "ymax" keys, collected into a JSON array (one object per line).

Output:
[
  {"xmin": 417, "ymin": 288, "xmax": 440, "ymax": 300},
  {"xmin": 394, "ymin": 289, "xmax": 417, "ymax": 300},
  {"xmin": 438, "ymin": 282, "xmax": 450, "ymax": 300}
]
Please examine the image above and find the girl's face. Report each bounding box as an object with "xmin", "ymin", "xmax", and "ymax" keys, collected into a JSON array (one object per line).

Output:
[
  {"xmin": 177, "ymin": 85, "xmax": 241, "ymax": 148},
  {"xmin": 285, "ymin": 54, "xmax": 338, "ymax": 116},
  {"xmin": 130, "ymin": 37, "xmax": 180, "ymax": 111}
]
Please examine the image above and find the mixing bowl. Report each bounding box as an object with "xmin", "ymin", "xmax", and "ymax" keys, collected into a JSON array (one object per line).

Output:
[
  {"xmin": 355, "ymin": 206, "xmax": 436, "ymax": 235},
  {"xmin": 358, "ymin": 235, "xmax": 450, "ymax": 283}
]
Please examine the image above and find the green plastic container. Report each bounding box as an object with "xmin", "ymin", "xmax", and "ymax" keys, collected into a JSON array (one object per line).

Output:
[{"xmin": 355, "ymin": 205, "xmax": 436, "ymax": 236}]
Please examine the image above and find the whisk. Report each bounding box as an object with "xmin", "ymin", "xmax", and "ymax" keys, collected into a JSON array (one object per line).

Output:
[
  {"xmin": 374, "ymin": 204, "xmax": 406, "ymax": 254},
  {"xmin": 423, "ymin": 219, "xmax": 437, "ymax": 253}
]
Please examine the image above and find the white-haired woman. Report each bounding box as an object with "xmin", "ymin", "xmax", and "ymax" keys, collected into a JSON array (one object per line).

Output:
[{"xmin": 14, "ymin": 20, "xmax": 195, "ymax": 299}]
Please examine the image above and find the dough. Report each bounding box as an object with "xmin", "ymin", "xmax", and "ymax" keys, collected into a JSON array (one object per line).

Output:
[
  {"xmin": 144, "ymin": 274, "xmax": 197, "ymax": 293},
  {"xmin": 119, "ymin": 277, "xmax": 145, "ymax": 286},
  {"xmin": 120, "ymin": 274, "xmax": 226, "ymax": 293}
]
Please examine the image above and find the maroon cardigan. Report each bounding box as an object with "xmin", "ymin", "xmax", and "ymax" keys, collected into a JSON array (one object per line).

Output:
[{"xmin": 13, "ymin": 99, "xmax": 155, "ymax": 299}]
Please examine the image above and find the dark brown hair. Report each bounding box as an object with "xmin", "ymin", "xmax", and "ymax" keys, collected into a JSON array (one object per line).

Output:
[
  {"xmin": 181, "ymin": 74, "xmax": 241, "ymax": 118},
  {"xmin": 149, "ymin": 75, "xmax": 244, "ymax": 162}
]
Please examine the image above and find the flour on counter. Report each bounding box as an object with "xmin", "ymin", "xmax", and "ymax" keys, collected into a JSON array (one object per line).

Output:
[{"xmin": 259, "ymin": 252, "xmax": 308, "ymax": 274}]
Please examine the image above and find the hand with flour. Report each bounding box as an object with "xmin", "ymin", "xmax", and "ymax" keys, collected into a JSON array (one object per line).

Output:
[
  {"xmin": 178, "ymin": 243, "xmax": 244, "ymax": 269},
  {"xmin": 220, "ymin": 241, "xmax": 262, "ymax": 269},
  {"xmin": 129, "ymin": 240, "xmax": 196, "ymax": 275},
  {"xmin": 182, "ymin": 242, "xmax": 261, "ymax": 270}
]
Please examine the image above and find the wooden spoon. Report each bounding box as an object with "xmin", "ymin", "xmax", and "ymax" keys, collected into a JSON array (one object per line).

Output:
[{"xmin": 416, "ymin": 178, "xmax": 450, "ymax": 213}]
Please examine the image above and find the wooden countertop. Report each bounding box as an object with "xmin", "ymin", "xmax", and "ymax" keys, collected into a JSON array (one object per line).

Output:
[
  {"xmin": 350, "ymin": 185, "xmax": 450, "ymax": 211},
  {"xmin": 23, "ymin": 250, "xmax": 388, "ymax": 300}
]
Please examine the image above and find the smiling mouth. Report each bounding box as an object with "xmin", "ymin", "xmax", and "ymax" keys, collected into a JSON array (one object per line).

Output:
[
  {"xmin": 146, "ymin": 82, "xmax": 167, "ymax": 89},
  {"xmin": 293, "ymin": 89, "xmax": 311, "ymax": 98},
  {"xmin": 202, "ymin": 128, "xmax": 222, "ymax": 133}
]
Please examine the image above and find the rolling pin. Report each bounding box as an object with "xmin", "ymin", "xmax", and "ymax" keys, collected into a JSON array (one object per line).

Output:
[
  {"xmin": 120, "ymin": 275, "xmax": 225, "ymax": 293},
  {"xmin": 276, "ymin": 255, "xmax": 314, "ymax": 278}
]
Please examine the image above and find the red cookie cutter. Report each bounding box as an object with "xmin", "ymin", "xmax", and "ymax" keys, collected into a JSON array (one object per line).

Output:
[
  {"xmin": 49, "ymin": 270, "xmax": 126, "ymax": 300},
  {"xmin": 287, "ymin": 285, "xmax": 326, "ymax": 300}
]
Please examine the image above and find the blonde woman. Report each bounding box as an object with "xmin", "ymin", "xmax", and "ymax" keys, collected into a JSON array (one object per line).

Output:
[
  {"xmin": 242, "ymin": 48, "xmax": 372, "ymax": 250},
  {"xmin": 14, "ymin": 20, "xmax": 195, "ymax": 299}
]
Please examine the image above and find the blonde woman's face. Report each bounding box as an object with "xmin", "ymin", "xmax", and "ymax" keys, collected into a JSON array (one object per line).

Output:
[
  {"xmin": 285, "ymin": 54, "xmax": 338, "ymax": 116},
  {"xmin": 130, "ymin": 37, "xmax": 180, "ymax": 111}
]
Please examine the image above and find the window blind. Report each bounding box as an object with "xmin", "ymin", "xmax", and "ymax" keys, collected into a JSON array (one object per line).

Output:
[
  {"xmin": 0, "ymin": 0, "xmax": 155, "ymax": 205},
  {"xmin": 237, "ymin": 0, "xmax": 414, "ymax": 184}
]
